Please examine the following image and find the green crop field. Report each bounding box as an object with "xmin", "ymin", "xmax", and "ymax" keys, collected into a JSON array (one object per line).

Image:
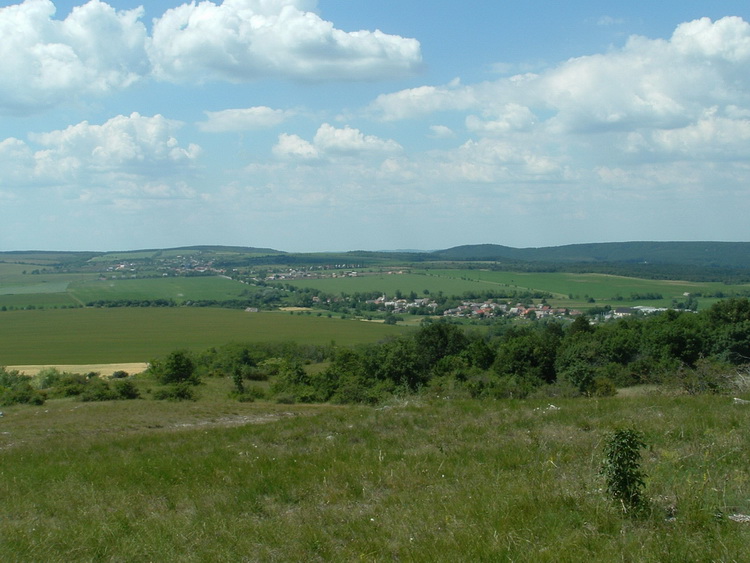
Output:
[
  {"xmin": 0, "ymin": 265, "xmax": 97, "ymax": 293},
  {"xmin": 0, "ymin": 308, "xmax": 408, "ymax": 365},
  {"xmin": 0, "ymin": 293, "xmax": 81, "ymax": 309},
  {"xmin": 1, "ymin": 390, "xmax": 749, "ymax": 561},
  {"xmin": 0, "ymin": 263, "xmax": 99, "ymax": 308},
  {"xmin": 68, "ymin": 275, "xmax": 252, "ymax": 304},
  {"xmin": 275, "ymin": 271, "xmax": 498, "ymax": 297},
  {"xmin": 430, "ymin": 269, "xmax": 736, "ymax": 301}
]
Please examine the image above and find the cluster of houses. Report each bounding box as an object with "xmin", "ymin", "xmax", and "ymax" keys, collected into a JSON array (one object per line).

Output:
[
  {"xmin": 443, "ymin": 302, "xmax": 583, "ymax": 320},
  {"xmin": 102, "ymin": 255, "xmax": 227, "ymax": 278},
  {"xmin": 366, "ymin": 295, "xmax": 438, "ymax": 314},
  {"xmin": 608, "ymin": 306, "xmax": 669, "ymax": 318},
  {"xmin": 265, "ymin": 268, "xmax": 407, "ymax": 281},
  {"xmin": 358, "ymin": 295, "xmax": 584, "ymax": 320}
]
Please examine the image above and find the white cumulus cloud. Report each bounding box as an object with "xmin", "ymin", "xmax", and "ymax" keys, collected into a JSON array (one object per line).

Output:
[
  {"xmin": 313, "ymin": 123, "xmax": 401, "ymax": 154},
  {"xmin": 273, "ymin": 123, "xmax": 401, "ymax": 160},
  {"xmin": 148, "ymin": 0, "xmax": 422, "ymax": 83},
  {"xmin": 273, "ymin": 133, "xmax": 319, "ymax": 160},
  {"xmin": 428, "ymin": 125, "xmax": 455, "ymax": 139},
  {"xmin": 198, "ymin": 106, "xmax": 295, "ymax": 132},
  {"xmin": 0, "ymin": 0, "xmax": 422, "ymax": 114},
  {"xmin": 628, "ymin": 112, "xmax": 750, "ymax": 160},
  {"xmin": 27, "ymin": 112, "xmax": 200, "ymax": 181},
  {"xmin": 0, "ymin": 0, "xmax": 148, "ymax": 113},
  {"xmin": 370, "ymin": 79, "xmax": 475, "ymax": 121},
  {"xmin": 371, "ymin": 16, "xmax": 750, "ymax": 141},
  {"xmin": 466, "ymin": 103, "xmax": 536, "ymax": 135}
]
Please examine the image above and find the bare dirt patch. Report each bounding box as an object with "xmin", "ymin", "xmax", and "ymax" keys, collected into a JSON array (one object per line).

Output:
[{"xmin": 6, "ymin": 363, "xmax": 149, "ymax": 377}]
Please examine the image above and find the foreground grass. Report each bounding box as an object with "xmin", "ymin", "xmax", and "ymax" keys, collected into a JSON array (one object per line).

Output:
[{"xmin": 1, "ymin": 387, "xmax": 749, "ymax": 561}]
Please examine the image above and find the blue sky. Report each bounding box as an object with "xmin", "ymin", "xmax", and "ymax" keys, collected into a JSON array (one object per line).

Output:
[{"xmin": 1, "ymin": 0, "xmax": 749, "ymax": 252}]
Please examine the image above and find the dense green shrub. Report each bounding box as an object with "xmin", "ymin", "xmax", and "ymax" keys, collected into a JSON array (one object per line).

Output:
[
  {"xmin": 113, "ymin": 379, "xmax": 140, "ymax": 400},
  {"xmin": 51, "ymin": 374, "xmax": 89, "ymax": 397},
  {"xmin": 0, "ymin": 368, "xmax": 45, "ymax": 406}
]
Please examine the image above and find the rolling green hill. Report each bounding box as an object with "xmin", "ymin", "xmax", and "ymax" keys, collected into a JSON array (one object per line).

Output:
[{"xmin": 434, "ymin": 241, "xmax": 750, "ymax": 268}]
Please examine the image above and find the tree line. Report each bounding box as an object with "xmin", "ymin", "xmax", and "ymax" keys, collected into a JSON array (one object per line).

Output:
[{"xmin": 162, "ymin": 298, "xmax": 750, "ymax": 404}]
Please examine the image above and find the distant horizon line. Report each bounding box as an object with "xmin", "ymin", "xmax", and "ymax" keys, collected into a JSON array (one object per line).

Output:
[{"xmin": 1, "ymin": 240, "xmax": 749, "ymax": 255}]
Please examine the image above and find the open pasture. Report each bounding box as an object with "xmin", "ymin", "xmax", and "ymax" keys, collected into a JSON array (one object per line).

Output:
[
  {"xmin": 0, "ymin": 308, "xmax": 406, "ymax": 365},
  {"xmin": 0, "ymin": 392, "xmax": 748, "ymax": 561}
]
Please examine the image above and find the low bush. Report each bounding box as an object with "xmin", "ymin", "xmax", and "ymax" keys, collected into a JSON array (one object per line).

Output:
[
  {"xmin": 50, "ymin": 374, "xmax": 89, "ymax": 398},
  {"xmin": 33, "ymin": 367, "xmax": 63, "ymax": 389},
  {"xmin": 229, "ymin": 384, "xmax": 265, "ymax": 402},
  {"xmin": 79, "ymin": 380, "xmax": 118, "ymax": 402},
  {"xmin": 678, "ymin": 358, "xmax": 743, "ymax": 395},
  {"xmin": 592, "ymin": 375, "xmax": 617, "ymax": 397},
  {"xmin": 153, "ymin": 382, "xmax": 198, "ymax": 401}
]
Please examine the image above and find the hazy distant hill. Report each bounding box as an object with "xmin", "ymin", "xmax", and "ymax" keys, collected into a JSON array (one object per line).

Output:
[
  {"xmin": 3, "ymin": 242, "xmax": 750, "ymax": 275},
  {"xmin": 433, "ymin": 242, "xmax": 750, "ymax": 269}
]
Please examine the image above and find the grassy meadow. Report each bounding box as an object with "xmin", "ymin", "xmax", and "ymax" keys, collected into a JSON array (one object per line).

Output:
[
  {"xmin": 0, "ymin": 308, "xmax": 407, "ymax": 365},
  {"xmin": 1, "ymin": 385, "xmax": 749, "ymax": 561}
]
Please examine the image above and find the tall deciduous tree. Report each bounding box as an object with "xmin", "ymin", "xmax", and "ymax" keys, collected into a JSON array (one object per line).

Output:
[{"xmin": 159, "ymin": 350, "xmax": 199, "ymax": 385}]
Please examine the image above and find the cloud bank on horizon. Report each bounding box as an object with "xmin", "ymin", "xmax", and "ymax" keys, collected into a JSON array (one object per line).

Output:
[{"xmin": 0, "ymin": 0, "xmax": 749, "ymax": 251}]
